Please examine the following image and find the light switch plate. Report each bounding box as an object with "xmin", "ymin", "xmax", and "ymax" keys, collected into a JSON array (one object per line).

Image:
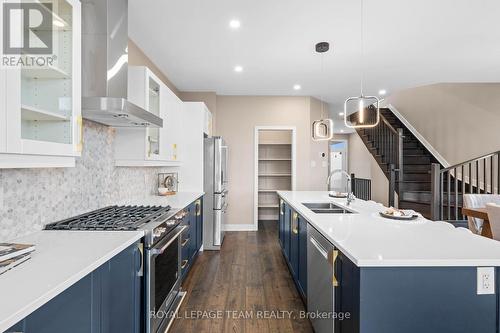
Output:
[{"xmin": 477, "ymin": 267, "xmax": 495, "ymax": 295}]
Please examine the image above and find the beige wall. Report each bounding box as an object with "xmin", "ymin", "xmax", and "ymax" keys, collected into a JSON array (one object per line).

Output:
[
  {"xmin": 215, "ymin": 96, "xmax": 329, "ymax": 226},
  {"xmin": 309, "ymin": 98, "xmax": 331, "ymax": 190},
  {"xmin": 348, "ymin": 133, "xmax": 389, "ymax": 206},
  {"xmin": 128, "ymin": 39, "xmax": 180, "ymax": 97},
  {"xmin": 387, "ymin": 83, "xmax": 500, "ymax": 165}
]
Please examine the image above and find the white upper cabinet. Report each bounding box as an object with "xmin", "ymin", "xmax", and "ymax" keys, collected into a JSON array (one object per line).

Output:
[
  {"xmin": 0, "ymin": 0, "xmax": 81, "ymax": 168},
  {"xmin": 114, "ymin": 66, "xmax": 183, "ymax": 167},
  {"xmin": 203, "ymin": 104, "xmax": 213, "ymax": 136}
]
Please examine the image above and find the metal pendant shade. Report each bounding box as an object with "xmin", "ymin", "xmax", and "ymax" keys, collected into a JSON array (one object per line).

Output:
[
  {"xmin": 311, "ymin": 42, "xmax": 334, "ymax": 141},
  {"xmin": 344, "ymin": 95, "xmax": 380, "ymax": 129},
  {"xmin": 344, "ymin": 0, "xmax": 380, "ymax": 129},
  {"xmin": 312, "ymin": 118, "xmax": 334, "ymax": 141}
]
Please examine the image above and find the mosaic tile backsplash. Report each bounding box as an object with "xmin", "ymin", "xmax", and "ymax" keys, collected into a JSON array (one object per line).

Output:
[{"xmin": 0, "ymin": 121, "xmax": 176, "ymax": 241}]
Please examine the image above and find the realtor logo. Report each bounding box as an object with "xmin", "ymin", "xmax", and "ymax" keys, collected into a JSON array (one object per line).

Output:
[{"xmin": 3, "ymin": 2, "xmax": 53, "ymax": 55}]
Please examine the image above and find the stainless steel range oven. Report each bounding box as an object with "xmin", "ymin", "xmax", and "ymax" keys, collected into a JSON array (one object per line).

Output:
[
  {"xmin": 45, "ymin": 205, "xmax": 188, "ymax": 333},
  {"xmin": 145, "ymin": 209, "xmax": 188, "ymax": 333}
]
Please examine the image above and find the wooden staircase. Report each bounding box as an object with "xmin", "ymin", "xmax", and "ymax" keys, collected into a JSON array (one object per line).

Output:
[{"xmin": 354, "ymin": 108, "xmax": 442, "ymax": 218}]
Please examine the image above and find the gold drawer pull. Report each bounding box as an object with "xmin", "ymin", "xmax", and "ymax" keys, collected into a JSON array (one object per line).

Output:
[
  {"xmin": 181, "ymin": 238, "xmax": 190, "ymax": 247},
  {"xmin": 181, "ymin": 260, "xmax": 188, "ymax": 269},
  {"xmin": 196, "ymin": 200, "xmax": 201, "ymax": 216},
  {"xmin": 292, "ymin": 228, "xmax": 299, "ymax": 234},
  {"xmin": 328, "ymin": 250, "xmax": 339, "ymax": 287}
]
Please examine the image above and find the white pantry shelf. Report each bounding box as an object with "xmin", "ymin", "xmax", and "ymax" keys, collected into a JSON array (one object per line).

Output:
[
  {"xmin": 259, "ymin": 158, "xmax": 292, "ymax": 161},
  {"xmin": 21, "ymin": 105, "xmax": 69, "ymax": 121},
  {"xmin": 258, "ymin": 204, "xmax": 279, "ymax": 208}
]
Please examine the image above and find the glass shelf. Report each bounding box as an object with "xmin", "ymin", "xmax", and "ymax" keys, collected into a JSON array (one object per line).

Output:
[{"xmin": 21, "ymin": 105, "xmax": 69, "ymax": 121}]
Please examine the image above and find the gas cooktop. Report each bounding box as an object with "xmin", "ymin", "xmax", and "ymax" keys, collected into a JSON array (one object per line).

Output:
[{"xmin": 44, "ymin": 205, "xmax": 172, "ymax": 231}]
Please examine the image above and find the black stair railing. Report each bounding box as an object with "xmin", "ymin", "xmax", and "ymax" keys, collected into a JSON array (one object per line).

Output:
[
  {"xmin": 351, "ymin": 174, "xmax": 371, "ymax": 201},
  {"xmin": 350, "ymin": 107, "xmax": 404, "ymax": 206},
  {"xmin": 431, "ymin": 151, "xmax": 500, "ymax": 221}
]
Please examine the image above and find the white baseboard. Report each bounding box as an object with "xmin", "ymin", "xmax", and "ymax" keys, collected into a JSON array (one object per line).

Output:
[{"xmin": 223, "ymin": 224, "xmax": 258, "ymax": 231}]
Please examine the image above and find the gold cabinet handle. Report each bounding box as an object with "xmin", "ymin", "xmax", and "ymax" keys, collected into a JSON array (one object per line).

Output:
[
  {"xmin": 137, "ymin": 243, "xmax": 144, "ymax": 277},
  {"xmin": 292, "ymin": 212, "xmax": 299, "ymax": 234},
  {"xmin": 181, "ymin": 259, "xmax": 188, "ymax": 269},
  {"xmin": 196, "ymin": 199, "xmax": 201, "ymax": 216},
  {"xmin": 328, "ymin": 250, "xmax": 339, "ymax": 287},
  {"xmin": 76, "ymin": 116, "xmax": 83, "ymax": 152},
  {"xmin": 181, "ymin": 238, "xmax": 190, "ymax": 247}
]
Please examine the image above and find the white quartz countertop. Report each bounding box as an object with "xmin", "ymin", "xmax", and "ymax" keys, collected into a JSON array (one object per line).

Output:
[
  {"xmin": 278, "ymin": 191, "xmax": 500, "ymax": 267},
  {"xmin": 0, "ymin": 191, "xmax": 204, "ymax": 332},
  {"xmin": 0, "ymin": 231, "xmax": 144, "ymax": 331}
]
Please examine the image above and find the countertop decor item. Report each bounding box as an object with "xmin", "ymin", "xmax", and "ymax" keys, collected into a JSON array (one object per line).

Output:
[
  {"xmin": 158, "ymin": 172, "xmax": 178, "ymax": 196},
  {"xmin": 379, "ymin": 211, "xmax": 419, "ymax": 221}
]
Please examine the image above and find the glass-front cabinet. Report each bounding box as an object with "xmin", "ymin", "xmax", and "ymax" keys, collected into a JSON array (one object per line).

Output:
[
  {"xmin": 147, "ymin": 76, "xmax": 161, "ymax": 157},
  {"xmin": 115, "ymin": 66, "xmax": 182, "ymax": 167},
  {"xmin": 0, "ymin": 0, "xmax": 81, "ymax": 168}
]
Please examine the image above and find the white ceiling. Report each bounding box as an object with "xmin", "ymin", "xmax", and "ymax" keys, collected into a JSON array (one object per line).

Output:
[{"xmin": 129, "ymin": 0, "xmax": 500, "ymax": 116}]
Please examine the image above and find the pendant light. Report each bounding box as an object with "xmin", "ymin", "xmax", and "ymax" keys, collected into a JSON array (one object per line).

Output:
[
  {"xmin": 344, "ymin": 0, "xmax": 380, "ymax": 129},
  {"xmin": 312, "ymin": 42, "xmax": 334, "ymax": 141}
]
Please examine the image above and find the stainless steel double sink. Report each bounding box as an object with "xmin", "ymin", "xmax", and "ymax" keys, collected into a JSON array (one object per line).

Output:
[{"xmin": 302, "ymin": 202, "xmax": 356, "ymax": 214}]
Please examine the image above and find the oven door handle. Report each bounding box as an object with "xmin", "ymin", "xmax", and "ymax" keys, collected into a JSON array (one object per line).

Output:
[{"xmin": 151, "ymin": 226, "xmax": 187, "ymax": 255}]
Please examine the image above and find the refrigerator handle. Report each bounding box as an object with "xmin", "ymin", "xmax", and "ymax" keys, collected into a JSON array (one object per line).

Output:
[{"xmin": 221, "ymin": 145, "xmax": 228, "ymax": 184}]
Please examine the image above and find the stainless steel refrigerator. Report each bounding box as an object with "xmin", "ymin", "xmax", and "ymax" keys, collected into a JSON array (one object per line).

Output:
[{"xmin": 203, "ymin": 136, "xmax": 228, "ymax": 250}]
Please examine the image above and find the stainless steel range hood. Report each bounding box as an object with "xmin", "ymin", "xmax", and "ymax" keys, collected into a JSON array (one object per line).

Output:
[{"xmin": 81, "ymin": 0, "xmax": 162, "ymax": 128}]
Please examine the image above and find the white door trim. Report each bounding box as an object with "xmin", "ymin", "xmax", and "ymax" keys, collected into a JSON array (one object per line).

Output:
[{"xmin": 254, "ymin": 126, "xmax": 297, "ymax": 231}]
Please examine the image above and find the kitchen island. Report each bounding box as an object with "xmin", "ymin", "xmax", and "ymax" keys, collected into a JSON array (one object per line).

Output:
[{"xmin": 277, "ymin": 191, "xmax": 500, "ymax": 333}]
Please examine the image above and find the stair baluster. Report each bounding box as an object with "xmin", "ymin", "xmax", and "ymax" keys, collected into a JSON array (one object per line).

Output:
[
  {"xmin": 431, "ymin": 151, "xmax": 500, "ymax": 222},
  {"xmin": 350, "ymin": 107, "xmax": 404, "ymax": 206}
]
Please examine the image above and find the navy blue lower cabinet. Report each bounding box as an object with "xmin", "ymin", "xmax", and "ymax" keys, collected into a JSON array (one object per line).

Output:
[
  {"xmin": 195, "ymin": 198, "xmax": 203, "ymax": 251},
  {"xmin": 180, "ymin": 224, "xmax": 191, "ymax": 278},
  {"xmin": 278, "ymin": 202, "xmax": 307, "ymax": 300},
  {"xmin": 289, "ymin": 211, "xmax": 299, "ymax": 277},
  {"xmin": 180, "ymin": 198, "xmax": 203, "ymax": 281},
  {"xmin": 283, "ymin": 205, "xmax": 291, "ymax": 260},
  {"xmin": 189, "ymin": 202, "xmax": 198, "ymax": 260},
  {"xmin": 6, "ymin": 242, "xmax": 142, "ymax": 333},
  {"xmin": 334, "ymin": 251, "xmax": 499, "ymax": 333},
  {"xmin": 297, "ymin": 215, "xmax": 307, "ymax": 298},
  {"xmin": 278, "ymin": 199, "xmax": 285, "ymax": 247}
]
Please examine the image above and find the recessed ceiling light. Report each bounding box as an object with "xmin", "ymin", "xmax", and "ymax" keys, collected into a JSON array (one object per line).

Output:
[
  {"xmin": 234, "ymin": 65, "xmax": 243, "ymax": 73},
  {"xmin": 338, "ymin": 112, "xmax": 344, "ymax": 116},
  {"xmin": 340, "ymin": 129, "xmax": 345, "ymax": 133},
  {"xmin": 293, "ymin": 84, "xmax": 301, "ymax": 90},
  {"xmin": 378, "ymin": 89, "xmax": 387, "ymax": 96},
  {"xmin": 229, "ymin": 19, "xmax": 241, "ymax": 29}
]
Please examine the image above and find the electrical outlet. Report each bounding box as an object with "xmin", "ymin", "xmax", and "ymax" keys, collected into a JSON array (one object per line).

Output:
[{"xmin": 477, "ymin": 267, "xmax": 495, "ymax": 295}]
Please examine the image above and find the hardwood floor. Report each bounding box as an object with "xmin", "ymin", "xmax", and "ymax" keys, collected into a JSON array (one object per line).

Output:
[{"xmin": 169, "ymin": 220, "xmax": 313, "ymax": 333}]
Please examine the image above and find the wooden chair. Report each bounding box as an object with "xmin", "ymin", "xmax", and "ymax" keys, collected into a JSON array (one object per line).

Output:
[
  {"xmin": 486, "ymin": 203, "xmax": 500, "ymax": 241},
  {"xmin": 463, "ymin": 194, "xmax": 500, "ymax": 234}
]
